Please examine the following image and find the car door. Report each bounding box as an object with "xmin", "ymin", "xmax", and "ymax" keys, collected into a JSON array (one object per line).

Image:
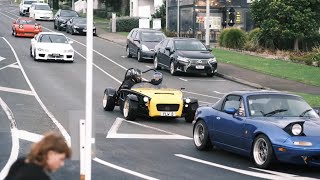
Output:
[
  {"xmin": 162, "ymin": 39, "xmax": 173, "ymax": 69},
  {"xmin": 156, "ymin": 39, "xmax": 168, "ymax": 67},
  {"xmin": 213, "ymin": 95, "xmax": 246, "ymax": 150},
  {"xmin": 128, "ymin": 30, "xmax": 137, "ymax": 55},
  {"xmin": 133, "ymin": 31, "xmax": 141, "ymax": 56}
]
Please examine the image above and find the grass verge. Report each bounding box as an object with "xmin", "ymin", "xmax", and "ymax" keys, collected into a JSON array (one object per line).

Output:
[
  {"xmin": 117, "ymin": 32, "xmax": 129, "ymax": 37},
  {"xmin": 293, "ymin": 92, "xmax": 320, "ymax": 107},
  {"xmin": 212, "ymin": 49, "xmax": 320, "ymax": 87}
]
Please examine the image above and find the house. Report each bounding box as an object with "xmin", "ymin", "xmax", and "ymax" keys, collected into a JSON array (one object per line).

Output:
[{"xmin": 130, "ymin": 0, "xmax": 164, "ymax": 18}]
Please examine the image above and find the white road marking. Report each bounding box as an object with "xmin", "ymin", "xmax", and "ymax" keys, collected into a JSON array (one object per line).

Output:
[
  {"xmin": 93, "ymin": 157, "xmax": 159, "ymax": 180},
  {"xmin": 182, "ymin": 90, "xmax": 221, "ymax": 100},
  {"xmin": 145, "ymin": 65, "xmax": 152, "ymax": 68},
  {"xmin": 0, "ymin": 62, "xmax": 16, "ymax": 71},
  {"xmin": 121, "ymin": 55, "xmax": 127, "ymax": 58},
  {"xmin": 0, "ymin": 55, "xmax": 6, "ymax": 62},
  {"xmin": 198, "ymin": 100, "xmax": 212, "ymax": 104},
  {"xmin": 0, "ymin": 86, "xmax": 33, "ymax": 96},
  {"xmin": 107, "ymin": 118, "xmax": 192, "ymax": 140},
  {"xmin": 213, "ymin": 91, "xmax": 226, "ymax": 94},
  {"xmin": 179, "ymin": 78, "xmax": 188, "ymax": 82},
  {"xmin": 8, "ymin": 63, "xmax": 20, "ymax": 69},
  {"xmin": 181, "ymin": 78, "xmax": 226, "ymax": 82},
  {"xmin": 17, "ymin": 130, "xmax": 43, "ymax": 142},
  {"xmin": 175, "ymin": 154, "xmax": 316, "ymax": 180},
  {"xmin": 0, "ymin": 98, "xmax": 19, "ymax": 180},
  {"xmin": 1, "ymin": 37, "xmax": 71, "ymax": 146}
]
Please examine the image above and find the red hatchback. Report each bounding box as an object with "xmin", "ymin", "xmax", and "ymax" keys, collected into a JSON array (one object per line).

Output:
[{"xmin": 12, "ymin": 17, "xmax": 42, "ymax": 37}]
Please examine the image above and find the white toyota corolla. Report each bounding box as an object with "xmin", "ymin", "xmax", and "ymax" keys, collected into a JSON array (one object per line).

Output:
[{"xmin": 30, "ymin": 32, "xmax": 74, "ymax": 62}]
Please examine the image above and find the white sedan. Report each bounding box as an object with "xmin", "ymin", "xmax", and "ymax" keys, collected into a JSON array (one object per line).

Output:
[{"xmin": 30, "ymin": 32, "xmax": 74, "ymax": 62}]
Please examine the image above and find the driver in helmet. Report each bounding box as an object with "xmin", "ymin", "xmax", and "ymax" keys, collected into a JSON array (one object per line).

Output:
[
  {"xmin": 150, "ymin": 71, "xmax": 163, "ymax": 86},
  {"xmin": 119, "ymin": 68, "xmax": 142, "ymax": 90}
]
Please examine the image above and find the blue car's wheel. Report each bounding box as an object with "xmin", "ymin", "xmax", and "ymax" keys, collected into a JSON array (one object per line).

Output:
[
  {"xmin": 252, "ymin": 134, "xmax": 274, "ymax": 169},
  {"xmin": 193, "ymin": 120, "xmax": 212, "ymax": 150}
]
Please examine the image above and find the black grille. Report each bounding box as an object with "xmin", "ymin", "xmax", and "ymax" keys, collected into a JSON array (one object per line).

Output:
[{"xmin": 156, "ymin": 104, "xmax": 179, "ymax": 111}]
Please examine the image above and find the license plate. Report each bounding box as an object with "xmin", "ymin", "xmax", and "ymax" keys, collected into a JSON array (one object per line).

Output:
[
  {"xmin": 160, "ymin": 112, "xmax": 176, "ymax": 116},
  {"xmin": 52, "ymin": 54, "xmax": 60, "ymax": 57},
  {"xmin": 196, "ymin": 65, "xmax": 205, "ymax": 69},
  {"xmin": 83, "ymin": 29, "xmax": 87, "ymax": 32}
]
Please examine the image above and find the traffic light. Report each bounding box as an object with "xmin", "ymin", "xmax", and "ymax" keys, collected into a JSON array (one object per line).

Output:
[{"xmin": 228, "ymin": 7, "xmax": 235, "ymax": 26}]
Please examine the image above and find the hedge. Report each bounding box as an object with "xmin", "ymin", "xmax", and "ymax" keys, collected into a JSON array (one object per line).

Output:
[{"xmin": 111, "ymin": 16, "xmax": 139, "ymax": 32}]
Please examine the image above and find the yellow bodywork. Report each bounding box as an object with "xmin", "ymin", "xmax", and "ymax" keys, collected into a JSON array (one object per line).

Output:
[{"xmin": 131, "ymin": 88, "xmax": 184, "ymax": 117}]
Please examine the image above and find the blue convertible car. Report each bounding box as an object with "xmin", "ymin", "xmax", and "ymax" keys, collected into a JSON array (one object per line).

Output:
[{"xmin": 193, "ymin": 90, "xmax": 320, "ymax": 168}]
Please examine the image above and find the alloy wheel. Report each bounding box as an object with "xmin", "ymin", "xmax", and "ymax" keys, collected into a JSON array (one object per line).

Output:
[
  {"xmin": 194, "ymin": 123, "xmax": 205, "ymax": 147},
  {"xmin": 253, "ymin": 138, "xmax": 268, "ymax": 165},
  {"xmin": 123, "ymin": 100, "xmax": 129, "ymax": 117},
  {"xmin": 102, "ymin": 93, "xmax": 107, "ymax": 108}
]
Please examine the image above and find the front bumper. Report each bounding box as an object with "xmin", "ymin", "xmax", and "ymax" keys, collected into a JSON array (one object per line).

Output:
[
  {"xmin": 148, "ymin": 101, "xmax": 183, "ymax": 117},
  {"xmin": 73, "ymin": 28, "xmax": 97, "ymax": 35},
  {"xmin": 16, "ymin": 29, "xmax": 41, "ymax": 37},
  {"xmin": 35, "ymin": 14, "xmax": 54, "ymax": 21},
  {"xmin": 35, "ymin": 52, "xmax": 74, "ymax": 61},
  {"xmin": 175, "ymin": 60, "xmax": 218, "ymax": 74},
  {"xmin": 140, "ymin": 50, "xmax": 155, "ymax": 60}
]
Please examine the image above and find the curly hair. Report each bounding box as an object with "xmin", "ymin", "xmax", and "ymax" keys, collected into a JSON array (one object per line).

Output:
[{"xmin": 26, "ymin": 132, "xmax": 71, "ymax": 168}]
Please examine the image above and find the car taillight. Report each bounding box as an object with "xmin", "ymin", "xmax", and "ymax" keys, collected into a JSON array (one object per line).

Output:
[
  {"xmin": 35, "ymin": 25, "xmax": 39, "ymax": 29},
  {"xmin": 19, "ymin": 24, "xmax": 23, "ymax": 29}
]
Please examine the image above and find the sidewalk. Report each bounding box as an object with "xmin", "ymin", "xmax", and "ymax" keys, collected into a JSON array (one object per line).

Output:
[{"xmin": 96, "ymin": 27, "xmax": 320, "ymax": 95}]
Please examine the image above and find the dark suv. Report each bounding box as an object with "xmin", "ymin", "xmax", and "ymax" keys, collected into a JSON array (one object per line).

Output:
[
  {"xmin": 154, "ymin": 38, "xmax": 218, "ymax": 77},
  {"xmin": 54, "ymin": 9, "xmax": 79, "ymax": 31},
  {"xmin": 126, "ymin": 28, "xmax": 166, "ymax": 62}
]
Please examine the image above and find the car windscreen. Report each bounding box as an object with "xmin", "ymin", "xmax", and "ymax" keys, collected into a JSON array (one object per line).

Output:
[
  {"xmin": 39, "ymin": 34, "xmax": 68, "ymax": 44},
  {"xmin": 35, "ymin": 5, "xmax": 50, "ymax": 10},
  {"xmin": 140, "ymin": 32, "xmax": 165, "ymax": 42},
  {"xmin": 174, "ymin": 40, "xmax": 207, "ymax": 51},
  {"xmin": 18, "ymin": 19, "xmax": 36, "ymax": 24},
  {"xmin": 24, "ymin": 1, "xmax": 37, "ymax": 4},
  {"xmin": 131, "ymin": 82, "xmax": 167, "ymax": 89},
  {"xmin": 247, "ymin": 94, "xmax": 319, "ymax": 118},
  {"xmin": 73, "ymin": 19, "xmax": 86, "ymax": 24},
  {"xmin": 61, "ymin": 11, "xmax": 78, "ymax": 17}
]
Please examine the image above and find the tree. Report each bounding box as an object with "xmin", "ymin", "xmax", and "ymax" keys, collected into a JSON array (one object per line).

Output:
[
  {"xmin": 250, "ymin": 0, "xmax": 320, "ymax": 51},
  {"xmin": 152, "ymin": 0, "xmax": 166, "ymax": 29}
]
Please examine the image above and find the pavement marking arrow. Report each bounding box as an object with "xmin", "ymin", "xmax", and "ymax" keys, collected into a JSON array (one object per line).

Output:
[
  {"xmin": 8, "ymin": 63, "xmax": 20, "ymax": 69},
  {"xmin": 0, "ymin": 55, "xmax": 6, "ymax": 62},
  {"xmin": 106, "ymin": 117, "xmax": 192, "ymax": 140}
]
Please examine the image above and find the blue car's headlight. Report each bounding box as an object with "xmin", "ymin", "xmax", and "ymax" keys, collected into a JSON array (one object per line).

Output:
[{"xmin": 292, "ymin": 124, "xmax": 302, "ymax": 135}]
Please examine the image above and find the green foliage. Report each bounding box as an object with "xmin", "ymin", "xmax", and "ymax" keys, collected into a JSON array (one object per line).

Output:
[
  {"xmin": 152, "ymin": 0, "xmax": 166, "ymax": 29},
  {"xmin": 218, "ymin": 29, "xmax": 228, "ymax": 47},
  {"xmin": 244, "ymin": 28, "xmax": 261, "ymax": 51},
  {"xmin": 223, "ymin": 28, "xmax": 247, "ymax": 49},
  {"xmin": 114, "ymin": 17, "xmax": 139, "ymax": 32},
  {"xmin": 250, "ymin": 0, "xmax": 320, "ymax": 50},
  {"xmin": 162, "ymin": 29, "xmax": 176, "ymax": 37}
]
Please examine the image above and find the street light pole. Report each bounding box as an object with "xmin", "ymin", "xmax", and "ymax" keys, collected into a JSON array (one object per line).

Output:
[
  {"xmin": 205, "ymin": 0, "xmax": 210, "ymax": 47},
  {"xmin": 177, "ymin": 0, "xmax": 180, "ymax": 37}
]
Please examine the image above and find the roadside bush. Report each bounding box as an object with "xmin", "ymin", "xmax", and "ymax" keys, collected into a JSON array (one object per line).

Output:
[
  {"xmin": 114, "ymin": 16, "xmax": 139, "ymax": 32},
  {"xmin": 223, "ymin": 28, "xmax": 247, "ymax": 49},
  {"xmin": 311, "ymin": 45, "xmax": 320, "ymax": 66},
  {"xmin": 289, "ymin": 53, "xmax": 314, "ymax": 66},
  {"xmin": 94, "ymin": 9, "xmax": 108, "ymax": 18},
  {"xmin": 218, "ymin": 29, "xmax": 228, "ymax": 47},
  {"xmin": 162, "ymin": 29, "xmax": 176, "ymax": 37},
  {"xmin": 244, "ymin": 28, "xmax": 261, "ymax": 51}
]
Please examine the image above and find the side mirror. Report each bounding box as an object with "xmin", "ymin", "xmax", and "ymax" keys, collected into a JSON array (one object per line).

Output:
[
  {"xmin": 69, "ymin": 40, "xmax": 74, "ymax": 44},
  {"xmin": 207, "ymin": 48, "xmax": 212, "ymax": 52},
  {"xmin": 224, "ymin": 108, "xmax": 237, "ymax": 115},
  {"xmin": 180, "ymin": 87, "xmax": 185, "ymax": 90},
  {"xmin": 51, "ymin": 8, "xmax": 53, "ymax": 10},
  {"xmin": 13, "ymin": 21, "xmax": 16, "ymax": 24}
]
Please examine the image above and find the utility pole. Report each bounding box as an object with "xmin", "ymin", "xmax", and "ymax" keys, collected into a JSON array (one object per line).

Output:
[
  {"xmin": 177, "ymin": 0, "xmax": 180, "ymax": 37},
  {"xmin": 205, "ymin": 0, "xmax": 210, "ymax": 47}
]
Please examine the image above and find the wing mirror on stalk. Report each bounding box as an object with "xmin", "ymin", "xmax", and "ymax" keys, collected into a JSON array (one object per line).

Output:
[
  {"xmin": 224, "ymin": 108, "xmax": 237, "ymax": 115},
  {"xmin": 133, "ymin": 38, "xmax": 140, "ymax": 43}
]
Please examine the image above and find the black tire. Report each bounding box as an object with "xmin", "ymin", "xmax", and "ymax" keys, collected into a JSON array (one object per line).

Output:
[
  {"xmin": 54, "ymin": 22, "xmax": 57, "ymax": 29},
  {"xmin": 30, "ymin": 46, "xmax": 33, "ymax": 57},
  {"xmin": 252, "ymin": 134, "xmax": 275, "ymax": 169},
  {"xmin": 126, "ymin": 46, "xmax": 132, "ymax": 58},
  {"xmin": 122, "ymin": 97, "xmax": 136, "ymax": 121},
  {"xmin": 66, "ymin": 26, "xmax": 69, "ymax": 33},
  {"xmin": 207, "ymin": 72, "xmax": 214, "ymax": 77},
  {"xmin": 102, "ymin": 90, "xmax": 115, "ymax": 111},
  {"xmin": 170, "ymin": 61, "xmax": 177, "ymax": 76},
  {"xmin": 57, "ymin": 23, "xmax": 61, "ymax": 31},
  {"xmin": 137, "ymin": 50, "xmax": 143, "ymax": 62},
  {"xmin": 193, "ymin": 119, "xmax": 212, "ymax": 150},
  {"xmin": 71, "ymin": 28, "xmax": 74, "ymax": 35},
  {"xmin": 154, "ymin": 55, "xmax": 161, "ymax": 70},
  {"xmin": 33, "ymin": 50, "xmax": 38, "ymax": 61},
  {"xmin": 13, "ymin": 29, "xmax": 17, "ymax": 37}
]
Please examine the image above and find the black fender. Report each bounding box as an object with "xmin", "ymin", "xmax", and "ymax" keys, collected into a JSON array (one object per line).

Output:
[
  {"xmin": 104, "ymin": 88, "xmax": 116, "ymax": 98},
  {"xmin": 125, "ymin": 94, "xmax": 139, "ymax": 111},
  {"xmin": 183, "ymin": 97, "xmax": 199, "ymax": 114}
]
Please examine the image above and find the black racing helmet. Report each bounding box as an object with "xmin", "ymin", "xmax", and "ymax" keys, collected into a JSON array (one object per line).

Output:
[
  {"xmin": 150, "ymin": 71, "xmax": 163, "ymax": 85},
  {"xmin": 125, "ymin": 68, "xmax": 142, "ymax": 83}
]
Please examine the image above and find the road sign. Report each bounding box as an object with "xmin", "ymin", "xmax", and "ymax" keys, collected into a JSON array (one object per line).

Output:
[{"xmin": 236, "ymin": 12, "xmax": 241, "ymax": 23}]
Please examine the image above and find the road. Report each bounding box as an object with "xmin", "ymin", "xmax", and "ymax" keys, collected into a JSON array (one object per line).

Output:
[{"xmin": 0, "ymin": 2, "xmax": 319, "ymax": 180}]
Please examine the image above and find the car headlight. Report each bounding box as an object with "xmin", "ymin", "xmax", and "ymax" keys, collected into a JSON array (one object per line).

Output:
[
  {"xmin": 141, "ymin": 45, "xmax": 149, "ymax": 51},
  {"xmin": 64, "ymin": 49, "xmax": 74, "ymax": 53},
  {"xmin": 177, "ymin": 56, "xmax": 190, "ymax": 63},
  {"xmin": 143, "ymin": 97, "xmax": 149, "ymax": 102},
  {"xmin": 73, "ymin": 25, "xmax": 79, "ymax": 28},
  {"xmin": 61, "ymin": 19, "xmax": 67, "ymax": 23},
  {"xmin": 208, "ymin": 57, "xmax": 217, "ymax": 63},
  {"xmin": 37, "ymin": 48, "xmax": 49, "ymax": 52},
  {"xmin": 292, "ymin": 124, "xmax": 302, "ymax": 135},
  {"xmin": 185, "ymin": 98, "xmax": 191, "ymax": 103},
  {"xmin": 293, "ymin": 141, "xmax": 312, "ymax": 146}
]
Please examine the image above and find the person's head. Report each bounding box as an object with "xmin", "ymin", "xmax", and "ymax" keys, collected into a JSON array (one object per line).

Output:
[
  {"xmin": 150, "ymin": 71, "xmax": 163, "ymax": 85},
  {"xmin": 125, "ymin": 68, "xmax": 142, "ymax": 83},
  {"xmin": 27, "ymin": 132, "xmax": 71, "ymax": 172}
]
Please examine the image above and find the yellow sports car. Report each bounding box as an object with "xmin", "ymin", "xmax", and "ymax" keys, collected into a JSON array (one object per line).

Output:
[{"xmin": 102, "ymin": 68, "xmax": 198, "ymax": 122}]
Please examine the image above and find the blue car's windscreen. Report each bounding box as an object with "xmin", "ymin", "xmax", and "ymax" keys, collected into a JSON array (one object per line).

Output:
[{"xmin": 247, "ymin": 94, "xmax": 319, "ymax": 118}]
